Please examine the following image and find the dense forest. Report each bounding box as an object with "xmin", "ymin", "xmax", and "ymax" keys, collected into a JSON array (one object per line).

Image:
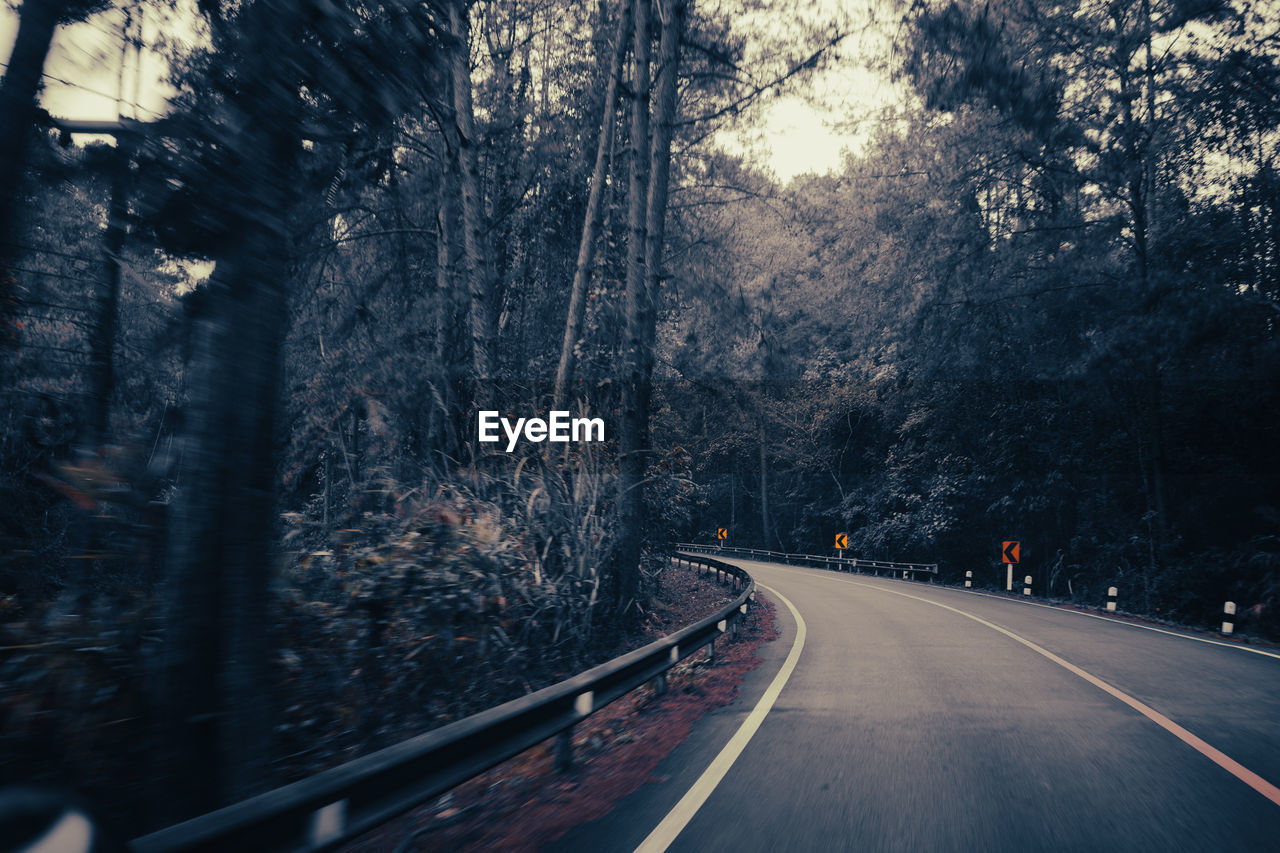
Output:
[
  {"xmin": 1, "ymin": 0, "xmax": 1278, "ymax": 835},
  {"xmin": 677, "ymin": 0, "xmax": 1280, "ymax": 631}
]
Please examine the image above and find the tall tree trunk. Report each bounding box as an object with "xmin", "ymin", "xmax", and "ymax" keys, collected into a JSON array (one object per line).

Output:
[
  {"xmin": 323, "ymin": 450, "xmax": 332, "ymax": 527},
  {"xmin": 434, "ymin": 147, "xmax": 463, "ymax": 461},
  {"xmin": 160, "ymin": 1, "xmax": 301, "ymax": 818},
  {"xmin": 0, "ymin": 0, "xmax": 67, "ymax": 360},
  {"xmin": 164, "ymin": 231, "xmax": 290, "ymax": 817},
  {"xmin": 1141, "ymin": 0, "xmax": 1157, "ymax": 272},
  {"xmin": 430, "ymin": 53, "xmax": 467, "ymax": 463},
  {"xmin": 1269, "ymin": 166, "xmax": 1280, "ymax": 299},
  {"xmin": 640, "ymin": 0, "xmax": 683, "ymax": 367},
  {"xmin": 759, "ymin": 416, "xmax": 771, "ymax": 548},
  {"xmin": 387, "ymin": 150, "xmax": 414, "ymax": 302},
  {"xmin": 614, "ymin": 0, "xmax": 652, "ymax": 612},
  {"xmin": 729, "ymin": 460, "xmax": 736, "ymax": 533},
  {"xmin": 1111, "ymin": 9, "xmax": 1148, "ymax": 288},
  {"xmin": 1148, "ymin": 374, "xmax": 1168, "ymax": 559},
  {"xmin": 448, "ymin": 0, "xmax": 496, "ymax": 395},
  {"xmin": 554, "ymin": 0, "xmax": 633, "ymax": 408},
  {"xmin": 349, "ymin": 403, "xmax": 362, "ymax": 483},
  {"xmin": 77, "ymin": 146, "xmax": 130, "ymax": 604},
  {"xmin": 482, "ymin": 11, "xmax": 524, "ymax": 346},
  {"xmin": 88, "ymin": 146, "xmax": 129, "ymax": 446},
  {"xmin": 614, "ymin": 0, "xmax": 684, "ymax": 611}
]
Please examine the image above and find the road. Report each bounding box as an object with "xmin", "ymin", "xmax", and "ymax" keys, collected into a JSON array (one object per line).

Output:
[{"xmin": 552, "ymin": 557, "xmax": 1280, "ymax": 852}]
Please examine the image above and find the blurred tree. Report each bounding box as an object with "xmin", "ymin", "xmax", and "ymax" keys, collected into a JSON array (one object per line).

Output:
[
  {"xmin": 144, "ymin": 0, "xmax": 449, "ymax": 818},
  {"xmin": 0, "ymin": 0, "xmax": 113, "ymax": 363}
]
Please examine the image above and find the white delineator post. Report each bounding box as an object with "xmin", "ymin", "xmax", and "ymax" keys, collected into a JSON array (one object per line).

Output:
[
  {"xmin": 1222, "ymin": 601, "xmax": 1236, "ymax": 635},
  {"xmin": 965, "ymin": 570, "xmax": 972, "ymax": 588},
  {"xmin": 1006, "ymin": 564, "xmax": 1013, "ymax": 592},
  {"xmin": 1107, "ymin": 586, "xmax": 1117, "ymax": 612},
  {"xmin": 1023, "ymin": 575, "xmax": 1032, "ymax": 596}
]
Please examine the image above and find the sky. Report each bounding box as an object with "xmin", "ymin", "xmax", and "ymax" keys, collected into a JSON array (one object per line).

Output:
[
  {"xmin": 0, "ymin": 4, "xmax": 178, "ymax": 124},
  {"xmin": 724, "ymin": 60, "xmax": 901, "ymax": 181},
  {"xmin": 0, "ymin": 2, "xmax": 894, "ymax": 181}
]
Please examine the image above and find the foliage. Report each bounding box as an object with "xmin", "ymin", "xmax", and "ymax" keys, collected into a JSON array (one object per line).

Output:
[
  {"xmin": 655, "ymin": 0, "xmax": 1280, "ymax": 639},
  {"xmin": 274, "ymin": 469, "xmax": 610, "ymax": 771}
]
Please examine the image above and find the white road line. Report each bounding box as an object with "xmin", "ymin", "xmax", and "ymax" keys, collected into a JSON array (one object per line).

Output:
[
  {"xmin": 736, "ymin": 558, "xmax": 1280, "ymax": 661},
  {"xmin": 633, "ymin": 584, "xmax": 807, "ymax": 853},
  {"xmin": 816, "ymin": 574, "xmax": 1280, "ymax": 810},
  {"xmin": 951, "ymin": 586, "xmax": 1280, "ymax": 660}
]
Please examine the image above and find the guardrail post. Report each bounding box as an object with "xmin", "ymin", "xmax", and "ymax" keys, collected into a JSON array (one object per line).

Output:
[
  {"xmin": 654, "ymin": 673, "xmax": 668, "ymax": 696},
  {"xmin": 1222, "ymin": 601, "xmax": 1236, "ymax": 634},
  {"xmin": 965, "ymin": 570, "xmax": 972, "ymax": 588},
  {"xmin": 1023, "ymin": 575, "xmax": 1032, "ymax": 596},
  {"xmin": 1107, "ymin": 586, "xmax": 1117, "ymax": 611},
  {"xmin": 555, "ymin": 729, "xmax": 574, "ymax": 772}
]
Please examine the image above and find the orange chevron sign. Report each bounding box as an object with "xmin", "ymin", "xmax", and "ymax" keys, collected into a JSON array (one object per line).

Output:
[
  {"xmin": 1002, "ymin": 541, "xmax": 1020, "ymax": 564},
  {"xmin": 717, "ymin": 527, "xmax": 728, "ymax": 540},
  {"xmin": 834, "ymin": 532, "xmax": 848, "ymax": 550}
]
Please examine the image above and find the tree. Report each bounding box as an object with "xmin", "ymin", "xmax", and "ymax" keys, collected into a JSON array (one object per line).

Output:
[
  {"xmin": 148, "ymin": 0, "xmax": 448, "ymax": 817},
  {"xmin": 554, "ymin": 0, "xmax": 632, "ymax": 407},
  {"xmin": 86, "ymin": 142, "xmax": 130, "ymax": 447},
  {"xmin": 0, "ymin": 0, "xmax": 110, "ymax": 363},
  {"xmin": 447, "ymin": 0, "xmax": 497, "ymax": 393},
  {"xmin": 613, "ymin": 0, "xmax": 653, "ymax": 611}
]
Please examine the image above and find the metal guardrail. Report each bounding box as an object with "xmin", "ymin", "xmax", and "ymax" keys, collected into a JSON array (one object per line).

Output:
[
  {"xmin": 128, "ymin": 553, "xmax": 754, "ymax": 853},
  {"xmin": 675, "ymin": 542, "xmax": 938, "ymax": 577}
]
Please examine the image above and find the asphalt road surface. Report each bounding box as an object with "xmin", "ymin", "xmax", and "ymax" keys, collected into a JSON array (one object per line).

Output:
[{"xmin": 552, "ymin": 557, "xmax": 1280, "ymax": 852}]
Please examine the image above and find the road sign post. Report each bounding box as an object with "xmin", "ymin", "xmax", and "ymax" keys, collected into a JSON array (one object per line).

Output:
[{"xmin": 1002, "ymin": 541, "xmax": 1020, "ymax": 592}]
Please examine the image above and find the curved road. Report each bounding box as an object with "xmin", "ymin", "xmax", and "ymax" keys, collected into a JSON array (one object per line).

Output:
[{"xmin": 553, "ymin": 557, "xmax": 1280, "ymax": 852}]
